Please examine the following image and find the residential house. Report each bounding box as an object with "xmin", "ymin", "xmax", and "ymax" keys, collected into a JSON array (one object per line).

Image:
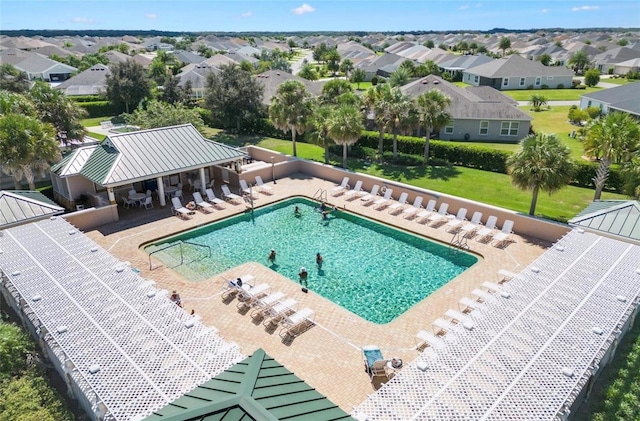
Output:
[
  {"xmin": 614, "ymin": 58, "xmax": 640, "ymax": 75},
  {"xmin": 176, "ymin": 63, "xmax": 219, "ymax": 99},
  {"xmin": 104, "ymin": 50, "xmax": 130, "ymax": 66},
  {"xmin": 54, "ymin": 63, "xmax": 111, "ymax": 96},
  {"xmin": 462, "ymin": 54, "xmax": 574, "ymax": 90},
  {"xmin": 593, "ymin": 47, "xmax": 640, "ymax": 74},
  {"xmin": 255, "ymin": 69, "xmax": 324, "ymax": 106},
  {"xmin": 401, "ymin": 75, "xmax": 532, "ymax": 142},
  {"xmin": 354, "ymin": 52, "xmax": 405, "ymax": 81},
  {"xmin": 0, "ymin": 48, "xmax": 77, "ymax": 82},
  {"xmin": 579, "ymin": 82, "xmax": 640, "ymax": 118},
  {"xmin": 170, "ymin": 49, "xmax": 205, "ymax": 66},
  {"xmin": 439, "ymin": 54, "xmax": 495, "ymax": 78}
]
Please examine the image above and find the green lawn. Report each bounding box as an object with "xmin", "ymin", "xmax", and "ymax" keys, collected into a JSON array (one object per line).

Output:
[
  {"xmin": 520, "ymin": 106, "xmax": 586, "ymax": 160},
  {"xmin": 350, "ymin": 81, "xmax": 374, "ymax": 91},
  {"xmin": 600, "ymin": 77, "xmax": 636, "ymax": 85},
  {"xmin": 501, "ymin": 87, "xmax": 602, "ymax": 101},
  {"xmin": 81, "ymin": 116, "xmax": 115, "ymax": 127},
  {"xmin": 206, "ymin": 132, "xmax": 627, "ymax": 222}
]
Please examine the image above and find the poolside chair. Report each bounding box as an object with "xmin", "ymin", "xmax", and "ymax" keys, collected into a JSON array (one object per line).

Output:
[
  {"xmin": 373, "ymin": 188, "xmax": 393, "ymax": 210},
  {"xmin": 221, "ymin": 275, "xmax": 255, "ymax": 300},
  {"xmin": 362, "ymin": 345, "xmax": 389, "ymax": 382},
  {"xmin": 445, "ymin": 309, "xmax": 475, "ymax": 330},
  {"xmin": 401, "ymin": 196, "xmax": 423, "ymax": 219},
  {"xmin": 459, "ymin": 297, "xmax": 483, "ymax": 313},
  {"xmin": 427, "ymin": 203, "xmax": 449, "ymax": 226},
  {"xmin": 444, "ymin": 207, "xmax": 468, "ymax": 232},
  {"xmin": 471, "ymin": 288, "xmax": 497, "ymax": 303},
  {"xmin": 360, "ymin": 184, "xmax": 380, "ymax": 203},
  {"xmin": 239, "ymin": 179, "xmax": 258, "ymax": 199},
  {"xmin": 460, "ymin": 211, "xmax": 483, "ymax": 238},
  {"xmin": 171, "ymin": 197, "xmax": 194, "ymax": 219},
  {"xmin": 192, "ymin": 192, "xmax": 214, "ymax": 213},
  {"xmin": 475, "ymin": 215, "xmax": 498, "ymax": 243},
  {"xmin": 236, "ymin": 283, "xmax": 271, "ymax": 309},
  {"xmin": 415, "ymin": 199, "xmax": 437, "ymax": 223},
  {"xmin": 498, "ymin": 269, "xmax": 518, "ymax": 283},
  {"xmin": 432, "ymin": 317, "xmax": 458, "ymax": 336},
  {"xmin": 387, "ymin": 192, "xmax": 409, "ymax": 214},
  {"xmin": 121, "ymin": 196, "xmax": 135, "ymax": 209},
  {"xmin": 249, "ymin": 291, "xmax": 285, "ymax": 319},
  {"xmin": 205, "ymin": 188, "xmax": 226, "ymax": 208},
  {"xmin": 254, "ymin": 176, "xmax": 274, "ymax": 194},
  {"xmin": 221, "ymin": 184, "xmax": 242, "ymax": 204},
  {"xmin": 492, "ymin": 219, "xmax": 515, "ymax": 248},
  {"xmin": 415, "ymin": 329, "xmax": 445, "ymax": 350},
  {"xmin": 279, "ymin": 307, "xmax": 315, "ymax": 338},
  {"xmin": 141, "ymin": 196, "xmax": 154, "ymax": 210},
  {"xmin": 344, "ymin": 180, "xmax": 364, "ymax": 200},
  {"xmin": 330, "ymin": 177, "xmax": 350, "ymax": 196},
  {"xmin": 262, "ymin": 298, "xmax": 298, "ymax": 326}
]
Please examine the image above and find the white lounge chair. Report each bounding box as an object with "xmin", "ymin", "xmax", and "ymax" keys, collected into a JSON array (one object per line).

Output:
[
  {"xmin": 415, "ymin": 329, "xmax": 445, "ymax": 350},
  {"xmin": 444, "ymin": 207, "xmax": 468, "ymax": 232},
  {"xmin": 360, "ymin": 184, "xmax": 380, "ymax": 203},
  {"xmin": 492, "ymin": 219, "xmax": 515, "ymax": 248},
  {"xmin": 262, "ymin": 298, "xmax": 298, "ymax": 326},
  {"xmin": 254, "ymin": 176, "xmax": 274, "ymax": 194},
  {"xmin": 459, "ymin": 297, "xmax": 483, "ymax": 313},
  {"xmin": 221, "ymin": 184, "xmax": 242, "ymax": 204},
  {"xmin": 401, "ymin": 196, "xmax": 423, "ymax": 219},
  {"xmin": 239, "ymin": 179, "xmax": 258, "ymax": 198},
  {"xmin": 373, "ymin": 188, "xmax": 393, "ymax": 210},
  {"xmin": 192, "ymin": 192, "xmax": 214, "ymax": 213},
  {"xmin": 427, "ymin": 203, "xmax": 449, "ymax": 226},
  {"xmin": 471, "ymin": 288, "xmax": 497, "ymax": 303},
  {"xmin": 445, "ymin": 309, "xmax": 475, "ymax": 330},
  {"xmin": 416, "ymin": 199, "xmax": 437, "ymax": 223},
  {"xmin": 249, "ymin": 291, "xmax": 285, "ymax": 319},
  {"xmin": 387, "ymin": 192, "xmax": 409, "ymax": 214},
  {"xmin": 475, "ymin": 215, "xmax": 498, "ymax": 242},
  {"xmin": 344, "ymin": 180, "xmax": 364, "ymax": 200},
  {"xmin": 221, "ymin": 275, "xmax": 255, "ymax": 300},
  {"xmin": 171, "ymin": 197, "xmax": 194, "ymax": 219},
  {"xmin": 236, "ymin": 283, "xmax": 271, "ymax": 308},
  {"xmin": 498, "ymin": 269, "xmax": 518, "ymax": 283},
  {"xmin": 205, "ymin": 188, "xmax": 226, "ymax": 208},
  {"xmin": 330, "ymin": 177, "xmax": 350, "ymax": 196},
  {"xmin": 432, "ymin": 317, "xmax": 458, "ymax": 336},
  {"xmin": 279, "ymin": 307, "xmax": 315, "ymax": 338},
  {"xmin": 460, "ymin": 211, "xmax": 483, "ymax": 237}
]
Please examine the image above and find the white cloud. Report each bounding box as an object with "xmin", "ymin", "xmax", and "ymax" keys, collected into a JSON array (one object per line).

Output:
[
  {"xmin": 292, "ymin": 3, "xmax": 315, "ymax": 15},
  {"xmin": 145, "ymin": 13, "xmax": 158, "ymax": 19},
  {"xmin": 459, "ymin": 4, "xmax": 470, "ymax": 10},
  {"xmin": 71, "ymin": 17, "xmax": 95, "ymax": 24},
  {"xmin": 541, "ymin": 8, "xmax": 550, "ymax": 13},
  {"xmin": 572, "ymin": 5, "xmax": 600, "ymax": 11},
  {"xmin": 241, "ymin": 11, "xmax": 252, "ymax": 17}
]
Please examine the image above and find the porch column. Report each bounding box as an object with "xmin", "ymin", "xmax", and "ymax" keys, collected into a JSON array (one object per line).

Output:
[
  {"xmin": 157, "ymin": 176, "xmax": 166, "ymax": 207},
  {"xmin": 107, "ymin": 188, "xmax": 116, "ymax": 205},
  {"xmin": 199, "ymin": 168, "xmax": 206, "ymax": 193}
]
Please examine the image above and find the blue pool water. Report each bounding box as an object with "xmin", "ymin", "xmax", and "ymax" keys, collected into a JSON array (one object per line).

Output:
[{"xmin": 145, "ymin": 197, "xmax": 477, "ymax": 324}]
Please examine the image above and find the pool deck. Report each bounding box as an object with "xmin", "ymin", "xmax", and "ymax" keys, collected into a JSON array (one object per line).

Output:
[{"xmin": 85, "ymin": 174, "xmax": 550, "ymax": 414}]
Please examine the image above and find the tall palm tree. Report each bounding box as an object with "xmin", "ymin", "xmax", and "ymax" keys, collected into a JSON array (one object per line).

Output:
[
  {"xmin": 568, "ymin": 51, "xmax": 591, "ymax": 73},
  {"xmin": 385, "ymin": 87, "xmax": 413, "ymax": 159},
  {"xmin": 584, "ymin": 112, "xmax": 640, "ymax": 200},
  {"xmin": 507, "ymin": 133, "xmax": 575, "ymax": 215},
  {"xmin": 307, "ymin": 102, "xmax": 334, "ymax": 164},
  {"xmin": 363, "ymin": 83, "xmax": 391, "ymax": 156},
  {"xmin": 269, "ymin": 80, "xmax": 313, "ymax": 157},
  {"xmin": 415, "ymin": 90, "xmax": 452, "ymax": 160},
  {"xmin": 329, "ymin": 104, "xmax": 364, "ymax": 169},
  {"xmin": 499, "ymin": 37, "xmax": 511, "ymax": 57}
]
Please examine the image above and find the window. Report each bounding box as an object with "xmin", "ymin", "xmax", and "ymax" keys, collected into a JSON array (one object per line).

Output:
[
  {"xmin": 502, "ymin": 78, "xmax": 509, "ymax": 87},
  {"xmin": 546, "ymin": 76, "xmax": 554, "ymax": 80},
  {"xmin": 467, "ymin": 74, "xmax": 471, "ymax": 81},
  {"xmin": 519, "ymin": 77, "xmax": 526, "ymax": 86},
  {"xmin": 500, "ymin": 121, "xmax": 519, "ymax": 136},
  {"xmin": 479, "ymin": 121, "xmax": 489, "ymax": 135},
  {"xmin": 535, "ymin": 77, "xmax": 541, "ymax": 86},
  {"xmin": 587, "ymin": 100, "xmax": 592, "ymax": 107},
  {"xmin": 444, "ymin": 124, "xmax": 454, "ymax": 135},
  {"xmin": 474, "ymin": 75, "xmax": 479, "ymax": 83}
]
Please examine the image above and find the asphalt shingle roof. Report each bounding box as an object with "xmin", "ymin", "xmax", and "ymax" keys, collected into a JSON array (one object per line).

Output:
[
  {"xmin": 465, "ymin": 54, "xmax": 574, "ymax": 78},
  {"xmin": 580, "ymin": 82, "xmax": 640, "ymax": 116}
]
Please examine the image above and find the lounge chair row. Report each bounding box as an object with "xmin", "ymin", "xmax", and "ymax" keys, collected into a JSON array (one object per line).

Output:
[{"xmin": 221, "ymin": 276, "xmax": 315, "ymax": 339}]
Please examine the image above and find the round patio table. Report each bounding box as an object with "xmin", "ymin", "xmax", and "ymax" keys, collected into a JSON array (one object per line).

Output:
[
  {"xmin": 129, "ymin": 192, "xmax": 146, "ymax": 207},
  {"xmin": 163, "ymin": 186, "xmax": 178, "ymax": 199}
]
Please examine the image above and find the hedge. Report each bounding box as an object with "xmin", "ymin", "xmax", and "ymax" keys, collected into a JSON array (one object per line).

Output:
[
  {"xmin": 70, "ymin": 95, "xmax": 106, "ymax": 103},
  {"xmin": 571, "ymin": 161, "xmax": 623, "ymax": 193},
  {"xmin": 77, "ymin": 101, "xmax": 117, "ymax": 118}
]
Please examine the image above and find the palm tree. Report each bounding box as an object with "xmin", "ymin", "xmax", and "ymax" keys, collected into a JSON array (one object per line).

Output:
[
  {"xmin": 415, "ymin": 90, "xmax": 452, "ymax": 160},
  {"xmin": 339, "ymin": 58, "xmax": 354, "ymax": 78},
  {"xmin": 389, "ymin": 66, "xmax": 412, "ymax": 87},
  {"xmin": 506, "ymin": 133, "xmax": 575, "ymax": 215},
  {"xmin": 568, "ymin": 51, "xmax": 591, "ymax": 73},
  {"xmin": 350, "ymin": 68, "xmax": 366, "ymax": 90},
  {"xmin": 298, "ymin": 63, "xmax": 318, "ymax": 80},
  {"xmin": 385, "ymin": 87, "xmax": 412, "ymax": 159},
  {"xmin": 320, "ymin": 79, "xmax": 353, "ymax": 106},
  {"xmin": 269, "ymin": 80, "xmax": 313, "ymax": 157},
  {"xmin": 529, "ymin": 94, "xmax": 548, "ymax": 112},
  {"xmin": 538, "ymin": 54, "xmax": 553, "ymax": 66},
  {"xmin": 307, "ymin": 102, "xmax": 334, "ymax": 164},
  {"xmin": 584, "ymin": 112, "xmax": 640, "ymax": 200},
  {"xmin": 328, "ymin": 104, "xmax": 364, "ymax": 169},
  {"xmin": 499, "ymin": 37, "xmax": 511, "ymax": 57},
  {"xmin": 363, "ymin": 84, "xmax": 391, "ymax": 156}
]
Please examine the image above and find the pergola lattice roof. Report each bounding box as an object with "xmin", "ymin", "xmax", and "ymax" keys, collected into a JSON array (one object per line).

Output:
[
  {"xmin": 354, "ymin": 229, "xmax": 640, "ymax": 420},
  {"xmin": 0, "ymin": 216, "xmax": 245, "ymax": 421}
]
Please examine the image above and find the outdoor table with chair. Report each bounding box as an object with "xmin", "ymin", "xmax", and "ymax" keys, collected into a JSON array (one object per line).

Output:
[{"xmin": 128, "ymin": 192, "xmax": 146, "ymax": 207}]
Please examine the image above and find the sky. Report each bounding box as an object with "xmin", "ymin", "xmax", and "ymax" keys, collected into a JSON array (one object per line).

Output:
[{"xmin": 1, "ymin": 1, "xmax": 639, "ymax": 33}]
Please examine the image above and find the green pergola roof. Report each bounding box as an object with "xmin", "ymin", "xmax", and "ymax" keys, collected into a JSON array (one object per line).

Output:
[
  {"xmin": 569, "ymin": 200, "xmax": 640, "ymax": 243},
  {"xmin": 144, "ymin": 348, "xmax": 353, "ymax": 421}
]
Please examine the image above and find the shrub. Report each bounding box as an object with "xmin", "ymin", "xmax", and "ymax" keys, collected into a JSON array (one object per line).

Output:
[
  {"xmin": 557, "ymin": 83, "xmax": 564, "ymax": 89},
  {"xmin": 382, "ymin": 151, "xmax": 425, "ymax": 166},
  {"xmin": 571, "ymin": 161, "xmax": 623, "ymax": 192},
  {"xmin": 568, "ymin": 108, "xmax": 589, "ymax": 124},
  {"xmin": 371, "ymin": 75, "xmax": 378, "ymax": 85},
  {"xmin": 585, "ymin": 106, "xmax": 602, "ymax": 119},
  {"xmin": 541, "ymin": 84, "xmax": 549, "ymax": 89},
  {"xmin": 584, "ymin": 69, "xmax": 601, "ymax": 87},
  {"xmin": 575, "ymin": 84, "xmax": 587, "ymax": 89},
  {"xmin": 527, "ymin": 85, "xmax": 534, "ymax": 90},
  {"xmin": 70, "ymin": 94, "xmax": 106, "ymax": 103},
  {"xmin": 110, "ymin": 115, "xmax": 126, "ymax": 125},
  {"xmin": 77, "ymin": 101, "xmax": 117, "ymax": 118},
  {"xmin": 572, "ymin": 79, "xmax": 582, "ymax": 88}
]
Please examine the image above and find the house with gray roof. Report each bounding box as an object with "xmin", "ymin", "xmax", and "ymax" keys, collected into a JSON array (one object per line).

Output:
[
  {"xmin": 0, "ymin": 190, "xmax": 64, "ymax": 228},
  {"xmin": 401, "ymin": 75, "xmax": 532, "ymax": 142},
  {"xmin": 0, "ymin": 49, "xmax": 78, "ymax": 82},
  {"xmin": 439, "ymin": 54, "xmax": 495, "ymax": 77},
  {"xmin": 354, "ymin": 53, "xmax": 405, "ymax": 81},
  {"xmin": 170, "ymin": 49, "xmax": 205, "ymax": 66},
  {"xmin": 579, "ymin": 82, "xmax": 640, "ymax": 118},
  {"xmin": 593, "ymin": 47, "xmax": 640, "ymax": 74},
  {"xmin": 463, "ymin": 54, "xmax": 574, "ymax": 90},
  {"xmin": 177, "ymin": 63, "xmax": 219, "ymax": 99},
  {"xmin": 50, "ymin": 124, "xmax": 246, "ymax": 209},
  {"xmin": 54, "ymin": 63, "xmax": 111, "ymax": 96},
  {"xmin": 255, "ymin": 70, "xmax": 324, "ymax": 105},
  {"xmin": 614, "ymin": 57, "xmax": 640, "ymax": 75}
]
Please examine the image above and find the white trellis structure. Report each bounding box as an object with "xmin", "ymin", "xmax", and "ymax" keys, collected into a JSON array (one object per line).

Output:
[
  {"xmin": 354, "ymin": 229, "xmax": 640, "ymax": 421},
  {"xmin": 0, "ymin": 216, "xmax": 245, "ymax": 421}
]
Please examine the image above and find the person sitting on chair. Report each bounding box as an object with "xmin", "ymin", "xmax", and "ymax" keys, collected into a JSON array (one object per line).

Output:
[{"xmin": 298, "ymin": 267, "xmax": 308, "ymax": 286}]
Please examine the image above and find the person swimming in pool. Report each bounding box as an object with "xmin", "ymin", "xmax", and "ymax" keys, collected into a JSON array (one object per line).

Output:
[
  {"xmin": 294, "ymin": 206, "xmax": 301, "ymax": 217},
  {"xmin": 267, "ymin": 249, "xmax": 276, "ymax": 263}
]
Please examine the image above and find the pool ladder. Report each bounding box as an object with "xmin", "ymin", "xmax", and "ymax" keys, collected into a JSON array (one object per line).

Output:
[
  {"xmin": 312, "ymin": 188, "xmax": 328, "ymax": 203},
  {"xmin": 449, "ymin": 231, "xmax": 469, "ymax": 253}
]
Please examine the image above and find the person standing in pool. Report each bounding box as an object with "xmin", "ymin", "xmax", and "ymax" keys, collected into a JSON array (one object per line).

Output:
[
  {"xmin": 298, "ymin": 267, "xmax": 308, "ymax": 286},
  {"xmin": 294, "ymin": 206, "xmax": 301, "ymax": 217},
  {"xmin": 316, "ymin": 253, "xmax": 323, "ymax": 268},
  {"xmin": 267, "ymin": 249, "xmax": 276, "ymax": 263}
]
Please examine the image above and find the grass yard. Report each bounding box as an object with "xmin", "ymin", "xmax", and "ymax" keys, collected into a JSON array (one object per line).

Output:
[
  {"xmin": 600, "ymin": 77, "xmax": 636, "ymax": 86},
  {"xmin": 501, "ymin": 87, "xmax": 602, "ymax": 101},
  {"xmin": 81, "ymin": 116, "xmax": 115, "ymax": 127},
  {"xmin": 206, "ymin": 132, "xmax": 627, "ymax": 222},
  {"xmin": 520, "ymin": 105, "xmax": 586, "ymax": 160},
  {"xmin": 350, "ymin": 81, "xmax": 374, "ymax": 91}
]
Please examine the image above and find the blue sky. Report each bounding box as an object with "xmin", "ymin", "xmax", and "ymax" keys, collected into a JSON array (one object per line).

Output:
[{"xmin": 1, "ymin": 1, "xmax": 638, "ymax": 32}]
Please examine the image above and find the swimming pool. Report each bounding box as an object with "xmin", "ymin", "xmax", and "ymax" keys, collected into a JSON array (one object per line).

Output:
[{"xmin": 145, "ymin": 197, "xmax": 478, "ymax": 324}]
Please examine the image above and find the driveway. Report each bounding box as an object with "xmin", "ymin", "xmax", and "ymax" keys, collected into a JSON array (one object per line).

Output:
[{"xmin": 290, "ymin": 49, "xmax": 314, "ymax": 75}]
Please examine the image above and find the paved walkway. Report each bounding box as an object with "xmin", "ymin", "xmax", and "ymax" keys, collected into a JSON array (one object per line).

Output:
[{"xmin": 85, "ymin": 175, "xmax": 549, "ymax": 413}]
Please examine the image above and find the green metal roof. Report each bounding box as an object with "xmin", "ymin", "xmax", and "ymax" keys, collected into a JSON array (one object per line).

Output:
[
  {"xmin": 79, "ymin": 141, "xmax": 120, "ymax": 185},
  {"xmin": 0, "ymin": 190, "xmax": 64, "ymax": 228},
  {"xmin": 144, "ymin": 348, "xmax": 353, "ymax": 421},
  {"xmin": 569, "ymin": 200, "xmax": 640, "ymax": 244},
  {"xmin": 50, "ymin": 151, "xmax": 74, "ymax": 174}
]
